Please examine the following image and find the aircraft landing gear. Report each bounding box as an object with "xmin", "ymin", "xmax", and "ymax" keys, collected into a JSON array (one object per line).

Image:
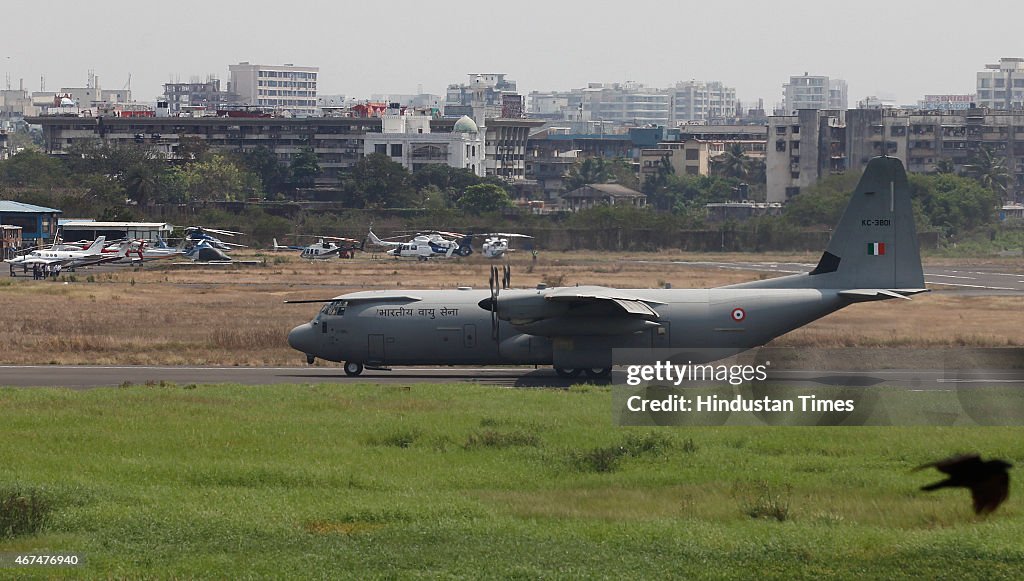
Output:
[
  {"xmin": 554, "ymin": 366, "xmax": 582, "ymax": 378},
  {"xmin": 306, "ymin": 354, "xmax": 315, "ymax": 364},
  {"xmin": 344, "ymin": 361, "xmax": 364, "ymax": 376},
  {"xmin": 585, "ymin": 367, "xmax": 612, "ymax": 379}
]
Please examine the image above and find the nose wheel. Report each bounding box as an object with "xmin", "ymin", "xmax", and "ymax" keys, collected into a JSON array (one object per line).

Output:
[{"xmin": 344, "ymin": 361, "xmax": 364, "ymax": 376}]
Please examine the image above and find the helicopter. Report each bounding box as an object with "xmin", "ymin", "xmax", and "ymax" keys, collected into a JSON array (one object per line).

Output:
[
  {"xmin": 478, "ymin": 233, "xmax": 533, "ymax": 259},
  {"xmin": 184, "ymin": 227, "xmax": 246, "ymax": 250},
  {"xmin": 367, "ymin": 229, "xmax": 473, "ymax": 260},
  {"xmin": 274, "ymin": 236, "xmax": 363, "ymax": 260}
]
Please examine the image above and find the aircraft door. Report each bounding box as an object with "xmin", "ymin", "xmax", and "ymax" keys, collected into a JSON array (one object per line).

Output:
[
  {"xmin": 463, "ymin": 324, "xmax": 476, "ymax": 348},
  {"xmin": 368, "ymin": 334, "xmax": 385, "ymax": 363}
]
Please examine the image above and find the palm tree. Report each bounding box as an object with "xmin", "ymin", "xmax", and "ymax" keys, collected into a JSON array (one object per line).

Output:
[
  {"xmin": 964, "ymin": 146, "xmax": 1011, "ymax": 202},
  {"xmin": 933, "ymin": 158, "xmax": 956, "ymax": 174},
  {"xmin": 712, "ymin": 143, "xmax": 750, "ymax": 180},
  {"xmin": 124, "ymin": 163, "xmax": 159, "ymax": 206}
]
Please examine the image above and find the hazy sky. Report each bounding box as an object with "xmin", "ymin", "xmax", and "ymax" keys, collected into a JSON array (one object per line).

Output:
[{"xmin": 4, "ymin": 1, "xmax": 1023, "ymax": 107}]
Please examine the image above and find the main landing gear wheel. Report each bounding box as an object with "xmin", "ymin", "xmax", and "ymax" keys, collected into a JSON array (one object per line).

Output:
[
  {"xmin": 344, "ymin": 362, "xmax": 364, "ymax": 376},
  {"xmin": 585, "ymin": 367, "xmax": 612, "ymax": 379},
  {"xmin": 554, "ymin": 367, "xmax": 582, "ymax": 378}
]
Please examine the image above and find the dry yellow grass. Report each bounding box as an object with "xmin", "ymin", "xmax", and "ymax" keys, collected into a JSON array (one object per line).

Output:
[{"xmin": 0, "ymin": 250, "xmax": 1020, "ymax": 366}]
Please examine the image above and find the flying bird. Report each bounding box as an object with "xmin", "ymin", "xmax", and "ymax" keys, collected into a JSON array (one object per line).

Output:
[{"xmin": 915, "ymin": 454, "xmax": 1013, "ymax": 515}]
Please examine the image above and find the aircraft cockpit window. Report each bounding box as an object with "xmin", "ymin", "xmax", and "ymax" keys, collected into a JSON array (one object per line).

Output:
[{"xmin": 320, "ymin": 301, "xmax": 347, "ymax": 317}]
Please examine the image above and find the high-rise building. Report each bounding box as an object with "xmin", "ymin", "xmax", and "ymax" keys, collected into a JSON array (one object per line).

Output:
[
  {"xmin": 670, "ymin": 81, "xmax": 736, "ymax": 124},
  {"xmin": 782, "ymin": 74, "xmax": 847, "ymax": 114},
  {"xmin": 582, "ymin": 82, "xmax": 670, "ymax": 126},
  {"xmin": 976, "ymin": 57, "xmax": 1024, "ymax": 110},
  {"xmin": 444, "ymin": 73, "xmax": 520, "ymax": 120},
  {"xmin": 228, "ymin": 62, "xmax": 318, "ymax": 116}
]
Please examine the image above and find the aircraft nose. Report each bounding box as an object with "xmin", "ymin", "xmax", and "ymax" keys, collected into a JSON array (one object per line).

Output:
[{"xmin": 287, "ymin": 322, "xmax": 317, "ymax": 355}]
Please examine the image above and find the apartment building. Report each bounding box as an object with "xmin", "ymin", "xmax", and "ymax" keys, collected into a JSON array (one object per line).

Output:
[
  {"xmin": 670, "ymin": 81, "xmax": 736, "ymax": 124},
  {"xmin": 976, "ymin": 57, "xmax": 1024, "ymax": 110},
  {"xmin": 228, "ymin": 62, "xmax": 318, "ymax": 116},
  {"xmin": 766, "ymin": 109, "xmax": 846, "ymax": 203},
  {"xmin": 782, "ymin": 74, "xmax": 847, "ymax": 114}
]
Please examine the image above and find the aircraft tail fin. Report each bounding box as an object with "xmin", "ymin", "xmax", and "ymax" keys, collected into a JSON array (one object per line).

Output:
[
  {"xmin": 728, "ymin": 156, "xmax": 925, "ymax": 292},
  {"xmin": 273, "ymin": 238, "xmax": 281, "ymax": 250},
  {"xmin": 367, "ymin": 230, "xmax": 386, "ymax": 246},
  {"xmin": 84, "ymin": 236, "xmax": 106, "ymax": 254}
]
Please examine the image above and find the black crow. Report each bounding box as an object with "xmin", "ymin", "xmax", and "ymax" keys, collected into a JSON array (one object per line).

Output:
[{"xmin": 915, "ymin": 454, "xmax": 1013, "ymax": 515}]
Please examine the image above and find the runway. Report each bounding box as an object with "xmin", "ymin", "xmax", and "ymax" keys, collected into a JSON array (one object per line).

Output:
[
  {"xmin": 1, "ymin": 365, "xmax": 1021, "ymax": 390},
  {"xmin": 635, "ymin": 260, "xmax": 1024, "ymax": 295}
]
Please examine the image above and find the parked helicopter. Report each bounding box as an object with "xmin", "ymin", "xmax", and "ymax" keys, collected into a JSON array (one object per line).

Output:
[
  {"xmin": 478, "ymin": 233, "xmax": 534, "ymax": 259},
  {"xmin": 274, "ymin": 236, "xmax": 363, "ymax": 259},
  {"xmin": 367, "ymin": 229, "xmax": 473, "ymax": 260},
  {"xmin": 184, "ymin": 227, "xmax": 246, "ymax": 250}
]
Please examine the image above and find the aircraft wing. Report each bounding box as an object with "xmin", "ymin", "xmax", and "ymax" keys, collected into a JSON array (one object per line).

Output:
[{"xmin": 491, "ymin": 286, "xmax": 664, "ymax": 336}]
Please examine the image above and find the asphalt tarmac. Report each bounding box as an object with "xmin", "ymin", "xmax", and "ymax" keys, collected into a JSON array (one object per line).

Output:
[{"xmin": 2, "ymin": 365, "xmax": 1021, "ymax": 390}]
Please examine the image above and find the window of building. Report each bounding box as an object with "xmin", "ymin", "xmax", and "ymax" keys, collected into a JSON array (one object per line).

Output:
[
  {"xmin": 995, "ymin": 78, "xmax": 1005, "ymax": 88},
  {"xmin": 791, "ymin": 125, "xmax": 800, "ymax": 134},
  {"xmin": 776, "ymin": 139, "xmax": 786, "ymax": 152},
  {"xmin": 791, "ymin": 141, "xmax": 800, "ymax": 151},
  {"xmin": 390, "ymin": 144, "xmax": 403, "ymax": 157},
  {"xmin": 775, "ymin": 126, "xmax": 787, "ymax": 135},
  {"xmin": 685, "ymin": 166, "xmax": 698, "ymax": 175},
  {"xmin": 685, "ymin": 149, "xmax": 699, "ymax": 160},
  {"xmin": 374, "ymin": 144, "xmax": 387, "ymax": 155},
  {"xmin": 790, "ymin": 171, "xmax": 800, "ymax": 179},
  {"xmin": 785, "ymin": 186, "xmax": 800, "ymax": 198}
]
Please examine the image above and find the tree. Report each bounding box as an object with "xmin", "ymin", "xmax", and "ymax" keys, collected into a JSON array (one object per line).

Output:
[
  {"xmin": 0, "ymin": 149, "xmax": 67, "ymax": 187},
  {"xmin": 933, "ymin": 158, "xmax": 956, "ymax": 175},
  {"xmin": 910, "ymin": 173, "xmax": 998, "ymax": 236},
  {"xmin": 179, "ymin": 154, "xmax": 258, "ymax": 202},
  {"xmin": 289, "ymin": 148, "xmax": 320, "ymax": 194},
  {"xmin": 242, "ymin": 146, "xmax": 290, "ymax": 197},
  {"xmin": 712, "ymin": 143, "xmax": 750, "ymax": 180},
  {"xmin": 343, "ymin": 153, "xmax": 415, "ymax": 208},
  {"xmin": 963, "ymin": 146, "xmax": 1011, "ymax": 202},
  {"xmin": 457, "ymin": 183, "xmax": 513, "ymax": 214},
  {"xmin": 124, "ymin": 163, "xmax": 159, "ymax": 206}
]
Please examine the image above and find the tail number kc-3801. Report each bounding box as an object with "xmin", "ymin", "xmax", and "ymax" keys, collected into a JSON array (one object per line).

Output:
[{"xmin": 861, "ymin": 219, "xmax": 892, "ymax": 226}]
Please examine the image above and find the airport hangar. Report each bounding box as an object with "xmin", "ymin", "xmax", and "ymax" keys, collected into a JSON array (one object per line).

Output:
[
  {"xmin": 0, "ymin": 200, "xmax": 61, "ymax": 248},
  {"xmin": 58, "ymin": 220, "xmax": 174, "ymax": 243}
]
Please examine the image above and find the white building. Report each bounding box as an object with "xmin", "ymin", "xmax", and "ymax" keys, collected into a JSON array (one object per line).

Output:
[
  {"xmin": 670, "ymin": 81, "xmax": 736, "ymax": 124},
  {"xmin": 976, "ymin": 57, "xmax": 1024, "ymax": 110},
  {"xmin": 782, "ymin": 74, "xmax": 847, "ymax": 114},
  {"xmin": 362, "ymin": 114, "xmax": 485, "ymax": 176},
  {"xmin": 229, "ymin": 62, "xmax": 318, "ymax": 116},
  {"xmin": 583, "ymin": 82, "xmax": 670, "ymax": 126}
]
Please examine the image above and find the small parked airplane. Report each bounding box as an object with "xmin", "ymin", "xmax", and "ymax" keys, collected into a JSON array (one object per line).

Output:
[{"xmin": 5, "ymin": 237, "xmax": 132, "ymax": 269}]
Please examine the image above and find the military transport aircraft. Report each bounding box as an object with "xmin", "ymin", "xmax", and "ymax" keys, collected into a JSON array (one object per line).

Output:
[
  {"xmin": 367, "ymin": 229, "xmax": 474, "ymax": 260},
  {"xmin": 289, "ymin": 156, "xmax": 927, "ymax": 377}
]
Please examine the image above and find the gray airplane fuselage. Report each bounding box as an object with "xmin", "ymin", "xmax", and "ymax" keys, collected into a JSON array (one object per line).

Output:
[
  {"xmin": 287, "ymin": 286, "xmax": 843, "ymax": 370},
  {"xmin": 287, "ymin": 156, "xmax": 928, "ymax": 374}
]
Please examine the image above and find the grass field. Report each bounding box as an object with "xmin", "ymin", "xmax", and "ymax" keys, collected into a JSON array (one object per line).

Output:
[
  {"xmin": 0, "ymin": 250, "xmax": 1021, "ymax": 366},
  {"xmin": 0, "ymin": 383, "xmax": 1022, "ymax": 579}
]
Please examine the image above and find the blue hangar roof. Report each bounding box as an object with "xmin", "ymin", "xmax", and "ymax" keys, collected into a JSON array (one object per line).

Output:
[{"xmin": 0, "ymin": 201, "xmax": 63, "ymax": 214}]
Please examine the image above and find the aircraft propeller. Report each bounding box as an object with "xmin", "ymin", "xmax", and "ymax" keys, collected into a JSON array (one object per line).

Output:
[{"xmin": 487, "ymin": 265, "xmax": 511, "ymax": 340}]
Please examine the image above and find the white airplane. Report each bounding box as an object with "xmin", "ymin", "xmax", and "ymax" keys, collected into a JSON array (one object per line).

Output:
[
  {"xmin": 478, "ymin": 233, "xmax": 533, "ymax": 259},
  {"xmin": 5, "ymin": 236, "xmax": 132, "ymax": 269},
  {"xmin": 367, "ymin": 229, "xmax": 473, "ymax": 260}
]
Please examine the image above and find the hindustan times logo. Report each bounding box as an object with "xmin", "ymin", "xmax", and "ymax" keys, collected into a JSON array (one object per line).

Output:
[{"xmin": 625, "ymin": 361, "xmax": 770, "ymax": 387}]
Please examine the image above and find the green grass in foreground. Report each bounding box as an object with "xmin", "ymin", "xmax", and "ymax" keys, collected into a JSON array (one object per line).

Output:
[{"xmin": 0, "ymin": 383, "xmax": 1022, "ymax": 579}]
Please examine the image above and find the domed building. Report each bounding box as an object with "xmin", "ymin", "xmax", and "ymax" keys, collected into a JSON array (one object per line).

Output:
[{"xmin": 362, "ymin": 112, "xmax": 485, "ymax": 176}]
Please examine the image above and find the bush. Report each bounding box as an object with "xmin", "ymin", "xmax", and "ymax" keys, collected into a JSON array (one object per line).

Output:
[{"xmin": 0, "ymin": 485, "xmax": 52, "ymax": 538}]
